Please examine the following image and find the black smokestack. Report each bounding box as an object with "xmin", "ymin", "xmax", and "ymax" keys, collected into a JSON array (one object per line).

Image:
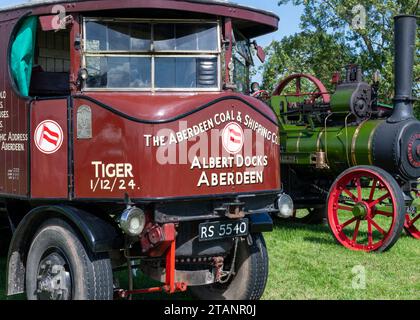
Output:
[{"xmin": 388, "ymin": 15, "xmax": 418, "ymax": 123}]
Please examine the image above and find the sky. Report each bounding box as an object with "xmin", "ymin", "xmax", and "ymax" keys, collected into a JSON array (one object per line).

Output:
[
  {"xmin": 235, "ymin": 0, "xmax": 303, "ymax": 47},
  {"xmin": 1, "ymin": 0, "xmax": 304, "ymax": 81}
]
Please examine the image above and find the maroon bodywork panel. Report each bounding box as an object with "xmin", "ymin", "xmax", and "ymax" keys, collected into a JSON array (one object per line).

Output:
[
  {"xmin": 30, "ymin": 99, "xmax": 68, "ymax": 199},
  {"xmin": 72, "ymin": 93, "xmax": 280, "ymax": 199},
  {"xmin": 0, "ymin": 12, "xmax": 29, "ymax": 198}
]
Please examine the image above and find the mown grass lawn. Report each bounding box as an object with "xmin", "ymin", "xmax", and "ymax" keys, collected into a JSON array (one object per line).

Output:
[
  {"xmin": 0, "ymin": 219, "xmax": 419, "ymax": 300},
  {"xmin": 263, "ymin": 220, "xmax": 419, "ymax": 300}
]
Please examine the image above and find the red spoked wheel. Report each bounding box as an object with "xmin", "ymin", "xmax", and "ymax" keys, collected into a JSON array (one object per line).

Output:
[
  {"xmin": 327, "ymin": 166, "xmax": 406, "ymax": 252},
  {"xmin": 404, "ymin": 189, "xmax": 420, "ymax": 239},
  {"xmin": 251, "ymin": 90, "xmax": 270, "ymax": 103},
  {"xmin": 405, "ymin": 214, "xmax": 420, "ymax": 239},
  {"xmin": 272, "ymin": 73, "xmax": 330, "ymax": 104}
]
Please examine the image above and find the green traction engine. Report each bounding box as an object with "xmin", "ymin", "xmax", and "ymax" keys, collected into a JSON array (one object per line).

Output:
[{"xmin": 268, "ymin": 15, "xmax": 419, "ymax": 252}]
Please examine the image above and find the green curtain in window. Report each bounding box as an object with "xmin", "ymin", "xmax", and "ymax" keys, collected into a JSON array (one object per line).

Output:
[{"xmin": 11, "ymin": 16, "xmax": 37, "ymax": 97}]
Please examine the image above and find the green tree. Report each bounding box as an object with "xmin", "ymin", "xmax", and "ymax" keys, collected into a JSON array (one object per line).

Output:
[
  {"xmin": 261, "ymin": 31, "xmax": 354, "ymax": 93},
  {"xmin": 266, "ymin": 0, "xmax": 419, "ymax": 118}
]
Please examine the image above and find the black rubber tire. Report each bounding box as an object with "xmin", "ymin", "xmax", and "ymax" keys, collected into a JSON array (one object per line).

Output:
[
  {"xmin": 26, "ymin": 218, "xmax": 113, "ymax": 300},
  {"xmin": 327, "ymin": 165, "xmax": 406, "ymax": 253},
  {"xmin": 190, "ymin": 233, "xmax": 268, "ymax": 300}
]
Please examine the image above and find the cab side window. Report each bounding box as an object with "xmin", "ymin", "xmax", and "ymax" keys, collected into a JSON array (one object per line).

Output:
[
  {"xmin": 232, "ymin": 31, "xmax": 253, "ymax": 94},
  {"xmin": 29, "ymin": 24, "xmax": 71, "ymax": 96}
]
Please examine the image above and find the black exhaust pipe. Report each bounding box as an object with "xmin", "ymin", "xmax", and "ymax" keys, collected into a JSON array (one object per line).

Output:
[{"xmin": 388, "ymin": 14, "xmax": 418, "ymax": 123}]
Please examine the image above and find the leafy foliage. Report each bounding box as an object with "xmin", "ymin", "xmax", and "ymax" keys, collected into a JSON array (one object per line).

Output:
[
  {"xmin": 261, "ymin": 31, "xmax": 354, "ymax": 93},
  {"xmin": 262, "ymin": 0, "xmax": 419, "ymax": 118}
]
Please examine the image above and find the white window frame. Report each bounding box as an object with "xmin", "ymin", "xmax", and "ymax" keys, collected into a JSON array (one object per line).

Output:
[{"xmin": 81, "ymin": 17, "xmax": 222, "ymax": 92}]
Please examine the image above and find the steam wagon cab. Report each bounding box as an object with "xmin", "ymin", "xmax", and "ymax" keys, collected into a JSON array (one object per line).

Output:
[{"xmin": 0, "ymin": 0, "xmax": 289, "ymax": 299}]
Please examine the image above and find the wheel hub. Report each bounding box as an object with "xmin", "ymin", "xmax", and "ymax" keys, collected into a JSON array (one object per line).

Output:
[
  {"xmin": 352, "ymin": 202, "xmax": 369, "ymax": 219},
  {"xmin": 36, "ymin": 252, "xmax": 71, "ymax": 300}
]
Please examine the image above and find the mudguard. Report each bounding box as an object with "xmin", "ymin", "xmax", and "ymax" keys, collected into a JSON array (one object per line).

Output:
[{"xmin": 6, "ymin": 205, "xmax": 122, "ymax": 295}]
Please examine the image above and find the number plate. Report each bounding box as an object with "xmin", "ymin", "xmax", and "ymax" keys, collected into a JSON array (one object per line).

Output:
[{"xmin": 198, "ymin": 218, "xmax": 249, "ymax": 242}]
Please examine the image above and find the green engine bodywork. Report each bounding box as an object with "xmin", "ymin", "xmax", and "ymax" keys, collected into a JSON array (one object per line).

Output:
[{"xmin": 271, "ymin": 94, "xmax": 385, "ymax": 174}]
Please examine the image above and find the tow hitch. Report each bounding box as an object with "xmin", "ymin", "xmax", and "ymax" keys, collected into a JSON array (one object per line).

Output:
[
  {"xmin": 215, "ymin": 197, "xmax": 247, "ymax": 219},
  {"xmin": 116, "ymin": 223, "xmax": 187, "ymax": 298}
]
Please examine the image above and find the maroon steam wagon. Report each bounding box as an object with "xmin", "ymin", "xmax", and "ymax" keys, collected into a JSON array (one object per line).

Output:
[{"xmin": 0, "ymin": 0, "xmax": 292, "ymax": 300}]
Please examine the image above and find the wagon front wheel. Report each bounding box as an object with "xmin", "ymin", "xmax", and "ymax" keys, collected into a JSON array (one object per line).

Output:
[
  {"xmin": 190, "ymin": 233, "xmax": 268, "ymax": 300},
  {"xmin": 25, "ymin": 218, "xmax": 114, "ymax": 300},
  {"xmin": 327, "ymin": 166, "xmax": 406, "ymax": 252}
]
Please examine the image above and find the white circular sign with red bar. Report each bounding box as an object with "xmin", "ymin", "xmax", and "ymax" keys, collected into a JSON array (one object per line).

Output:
[
  {"xmin": 34, "ymin": 120, "xmax": 64, "ymax": 154},
  {"xmin": 222, "ymin": 122, "xmax": 244, "ymax": 154}
]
